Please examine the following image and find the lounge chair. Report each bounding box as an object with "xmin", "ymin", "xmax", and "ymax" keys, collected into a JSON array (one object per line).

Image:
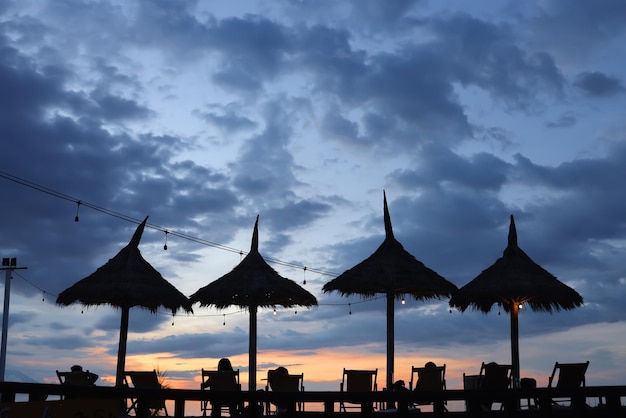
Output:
[
  {"xmin": 200, "ymin": 368, "xmax": 242, "ymax": 417},
  {"xmin": 409, "ymin": 363, "xmax": 447, "ymax": 412},
  {"xmin": 56, "ymin": 368, "xmax": 96, "ymax": 400},
  {"xmin": 124, "ymin": 370, "xmax": 168, "ymax": 416},
  {"xmin": 339, "ymin": 368, "xmax": 378, "ymax": 413},
  {"xmin": 548, "ymin": 361, "xmax": 590, "ymax": 408},
  {"xmin": 463, "ymin": 362, "xmax": 512, "ymax": 411},
  {"xmin": 265, "ymin": 368, "xmax": 304, "ymax": 415},
  {"xmin": 480, "ymin": 362, "xmax": 512, "ymax": 410}
]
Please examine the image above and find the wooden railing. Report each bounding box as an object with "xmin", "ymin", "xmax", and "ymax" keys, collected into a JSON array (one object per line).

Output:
[{"xmin": 1, "ymin": 381, "xmax": 625, "ymax": 417}]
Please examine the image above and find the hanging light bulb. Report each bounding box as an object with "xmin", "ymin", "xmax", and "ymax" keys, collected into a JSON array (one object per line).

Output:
[
  {"xmin": 303, "ymin": 266, "xmax": 307, "ymax": 285},
  {"xmin": 163, "ymin": 230, "xmax": 169, "ymax": 250},
  {"xmin": 273, "ymin": 306, "xmax": 277, "ymax": 315},
  {"xmin": 74, "ymin": 200, "xmax": 81, "ymax": 222},
  {"xmin": 401, "ymin": 296, "xmax": 406, "ymax": 305}
]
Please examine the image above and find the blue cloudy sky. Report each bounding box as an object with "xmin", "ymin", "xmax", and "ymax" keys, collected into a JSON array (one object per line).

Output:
[{"xmin": 1, "ymin": 0, "xmax": 626, "ymax": 398}]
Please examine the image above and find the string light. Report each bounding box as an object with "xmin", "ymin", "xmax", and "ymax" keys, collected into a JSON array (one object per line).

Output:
[
  {"xmin": 401, "ymin": 296, "xmax": 405, "ymax": 305},
  {"xmin": 163, "ymin": 230, "xmax": 169, "ymax": 250},
  {"xmin": 303, "ymin": 267, "xmax": 307, "ymax": 285},
  {"xmin": 0, "ymin": 169, "xmax": 339, "ymax": 279},
  {"xmin": 74, "ymin": 200, "xmax": 81, "ymax": 222},
  {"xmin": 13, "ymin": 264, "xmax": 387, "ymax": 321}
]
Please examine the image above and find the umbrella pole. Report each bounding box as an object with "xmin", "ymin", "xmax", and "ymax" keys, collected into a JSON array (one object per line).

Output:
[
  {"xmin": 249, "ymin": 304, "xmax": 257, "ymax": 392},
  {"xmin": 510, "ymin": 302, "xmax": 520, "ymax": 388},
  {"xmin": 387, "ymin": 292, "xmax": 394, "ymax": 409},
  {"xmin": 116, "ymin": 307, "xmax": 130, "ymax": 387}
]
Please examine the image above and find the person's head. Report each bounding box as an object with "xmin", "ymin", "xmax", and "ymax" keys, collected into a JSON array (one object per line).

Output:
[
  {"xmin": 218, "ymin": 358, "xmax": 233, "ymax": 371},
  {"xmin": 393, "ymin": 380, "xmax": 406, "ymax": 390},
  {"xmin": 71, "ymin": 365, "xmax": 83, "ymax": 372},
  {"xmin": 275, "ymin": 366, "xmax": 288, "ymax": 375},
  {"xmin": 425, "ymin": 361, "xmax": 436, "ymax": 368}
]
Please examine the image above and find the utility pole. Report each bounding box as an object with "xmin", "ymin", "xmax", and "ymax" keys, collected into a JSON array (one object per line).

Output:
[{"xmin": 1, "ymin": 257, "xmax": 27, "ymax": 382}]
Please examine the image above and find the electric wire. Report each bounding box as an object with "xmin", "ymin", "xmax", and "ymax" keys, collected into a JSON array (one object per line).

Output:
[
  {"xmin": 0, "ymin": 169, "xmax": 337, "ymax": 277},
  {"xmin": 1, "ymin": 170, "xmax": 393, "ymax": 318}
]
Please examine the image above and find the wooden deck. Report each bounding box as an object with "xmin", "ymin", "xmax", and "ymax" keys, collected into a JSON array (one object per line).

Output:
[{"xmin": 1, "ymin": 381, "xmax": 626, "ymax": 417}]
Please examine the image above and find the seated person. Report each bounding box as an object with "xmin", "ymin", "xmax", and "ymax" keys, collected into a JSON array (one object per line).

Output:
[
  {"xmin": 414, "ymin": 361, "xmax": 438, "ymax": 390},
  {"xmin": 268, "ymin": 366, "xmax": 293, "ymax": 414},
  {"xmin": 203, "ymin": 358, "xmax": 239, "ymax": 417},
  {"xmin": 69, "ymin": 365, "xmax": 98, "ymax": 385},
  {"xmin": 391, "ymin": 379, "xmax": 409, "ymax": 409}
]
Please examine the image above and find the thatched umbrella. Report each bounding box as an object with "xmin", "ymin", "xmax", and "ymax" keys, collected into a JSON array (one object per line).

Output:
[
  {"xmin": 449, "ymin": 215, "xmax": 583, "ymax": 388},
  {"xmin": 57, "ymin": 216, "xmax": 193, "ymax": 387},
  {"xmin": 189, "ymin": 215, "xmax": 317, "ymax": 391},
  {"xmin": 322, "ymin": 191, "xmax": 457, "ymax": 393}
]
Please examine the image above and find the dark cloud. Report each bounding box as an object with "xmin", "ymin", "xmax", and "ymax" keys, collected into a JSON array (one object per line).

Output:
[
  {"xmin": 545, "ymin": 112, "xmax": 577, "ymax": 129},
  {"xmin": 230, "ymin": 101, "xmax": 298, "ymax": 202},
  {"xmin": 197, "ymin": 104, "xmax": 258, "ymax": 134},
  {"xmin": 574, "ymin": 72, "xmax": 625, "ymax": 97},
  {"xmin": 263, "ymin": 199, "xmax": 332, "ymax": 231},
  {"xmin": 532, "ymin": 0, "xmax": 626, "ymax": 52},
  {"xmin": 82, "ymin": 89, "xmax": 153, "ymax": 121},
  {"xmin": 429, "ymin": 13, "xmax": 565, "ymax": 112},
  {"xmin": 388, "ymin": 145, "xmax": 511, "ymax": 192}
]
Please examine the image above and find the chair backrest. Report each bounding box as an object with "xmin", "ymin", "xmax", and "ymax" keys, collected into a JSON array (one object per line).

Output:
[
  {"xmin": 548, "ymin": 361, "xmax": 589, "ymax": 389},
  {"xmin": 479, "ymin": 362, "xmax": 512, "ymax": 390},
  {"xmin": 124, "ymin": 370, "xmax": 165, "ymax": 412},
  {"xmin": 56, "ymin": 370, "xmax": 93, "ymax": 386},
  {"xmin": 410, "ymin": 364, "xmax": 446, "ymax": 391},
  {"xmin": 125, "ymin": 370, "xmax": 161, "ymax": 389},
  {"xmin": 201, "ymin": 369, "xmax": 241, "ymax": 391},
  {"xmin": 268, "ymin": 370, "xmax": 304, "ymax": 393},
  {"xmin": 342, "ymin": 368, "xmax": 377, "ymax": 392}
]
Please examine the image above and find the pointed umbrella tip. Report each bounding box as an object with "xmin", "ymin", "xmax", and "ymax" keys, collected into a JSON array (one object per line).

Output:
[
  {"xmin": 129, "ymin": 216, "xmax": 149, "ymax": 248},
  {"xmin": 508, "ymin": 214, "xmax": 518, "ymax": 247},
  {"xmin": 251, "ymin": 215, "xmax": 260, "ymax": 252},
  {"xmin": 383, "ymin": 191, "xmax": 394, "ymax": 239}
]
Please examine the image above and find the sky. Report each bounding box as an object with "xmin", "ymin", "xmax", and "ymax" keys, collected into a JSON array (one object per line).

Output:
[{"xmin": 1, "ymin": 0, "xmax": 626, "ymax": 408}]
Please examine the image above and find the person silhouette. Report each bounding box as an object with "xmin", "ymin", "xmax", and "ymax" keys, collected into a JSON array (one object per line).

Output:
[
  {"xmin": 203, "ymin": 358, "xmax": 240, "ymax": 417},
  {"xmin": 268, "ymin": 366, "xmax": 298, "ymax": 415},
  {"xmin": 70, "ymin": 364, "xmax": 98, "ymax": 385}
]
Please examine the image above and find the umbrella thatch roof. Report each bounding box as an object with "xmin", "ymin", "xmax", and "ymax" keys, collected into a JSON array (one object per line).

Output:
[
  {"xmin": 57, "ymin": 216, "xmax": 192, "ymax": 313},
  {"xmin": 189, "ymin": 215, "xmax": 317, "ymax": 391},
  {"xmin": 322, "ymin": 191, "xmax": 456, "ymax": 395},
  {"xmin": 56, "ymin": 216, "xmax": 192, "ymax": 387},
  {"xmin": 190, "ymin": 215, "xmax": 318, "ymax": 310},
  {"xmin": 449, "ymin": 214, "xmax": 583, "ymax": 388},
  {"xmin": 323, "ymin": 191, "xmax": 457, "ymax": 299},
  {"xmin": 449, "ymin": 215, "xmax": 583, "ymax": 313}
]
